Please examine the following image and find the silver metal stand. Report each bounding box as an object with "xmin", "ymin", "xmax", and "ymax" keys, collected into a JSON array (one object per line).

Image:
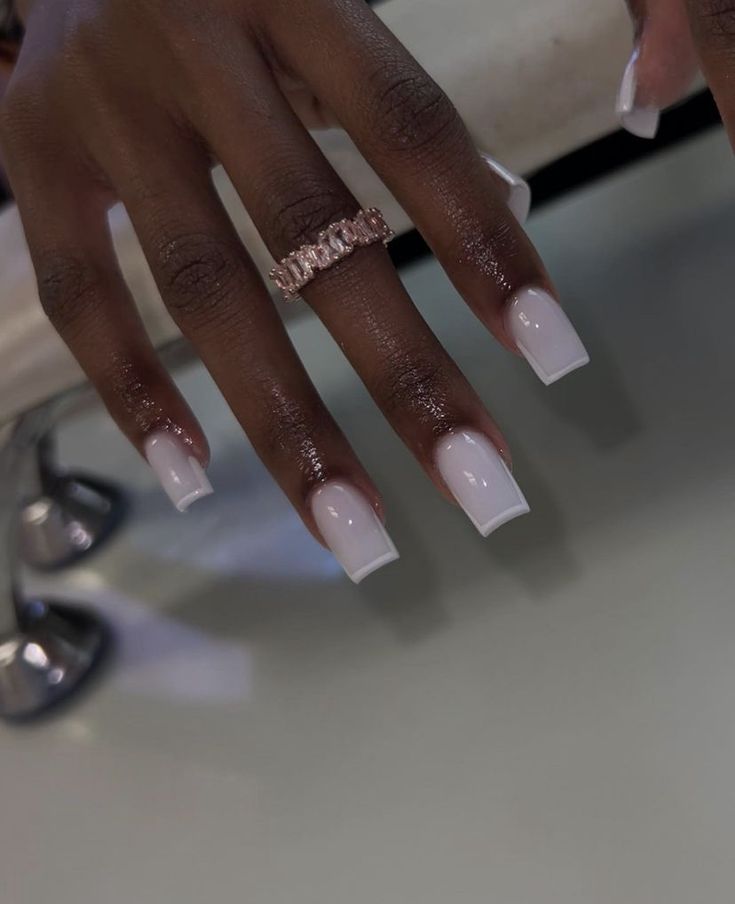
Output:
[
  {"xmin": 0, "ymin": 406, "xmax": 108, "ymax": 720},
  {"xmin": 18, "ymin": 430, "xmax": 125, "ymax": 571}
]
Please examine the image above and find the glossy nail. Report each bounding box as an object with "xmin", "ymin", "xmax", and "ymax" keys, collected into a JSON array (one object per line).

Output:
[
  {"xmin": 310, "ymin": 481, "xmax": 399, "ymax": 584},
  {"xmin": 435, "ymin": 430, "xmax": 530, "ymax": 537},
  {"xmin": 616, "ymin": 48, "xmax": 660, "ymax": 139},
  {"xmin": 506, "ymin": 287, "xmax": 590, "ymax": 385},
  {"xmin": 144, "ymin": 431, "xmax": 213, "ymax": 512},
  {"xmin": 481, "ymin": 152, "xmax": 532, "ymax": 224}
]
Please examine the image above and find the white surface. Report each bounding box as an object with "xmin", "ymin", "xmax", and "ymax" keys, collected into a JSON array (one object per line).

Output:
[
  {"xmin": 3, "ymin": 128, "xmax": 735, "ymax": 904},
  {"xmin": 0, "ymin": 0, "xmax": 636, "ymax": 423}
]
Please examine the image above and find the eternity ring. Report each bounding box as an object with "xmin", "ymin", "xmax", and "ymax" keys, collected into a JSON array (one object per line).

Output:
[{"xmin": 269, "ymin": 208, "xmax": 395, "ymax": 302}]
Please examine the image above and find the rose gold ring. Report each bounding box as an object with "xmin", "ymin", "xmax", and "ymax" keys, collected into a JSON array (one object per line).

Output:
[{"xmin": 269, "ymin": 208, "xmax": 395, "ymax": 302}]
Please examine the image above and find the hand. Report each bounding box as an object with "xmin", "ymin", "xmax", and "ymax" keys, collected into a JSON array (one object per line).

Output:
[
  {"xmin": 617, "ymin": 0, "xmax": 725, "ymax": 139},
  {"xmin": 0, "ymin": 0, "xmax": 589, "ymax": 582},
  {"xmin": 0, "ymin": 19, "xmax": 20, "ymax": 191}
]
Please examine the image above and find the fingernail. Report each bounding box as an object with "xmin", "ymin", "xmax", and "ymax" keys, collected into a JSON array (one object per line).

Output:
[
  {"xmin": 481, "ymin": 152, "xmax": 532, "ymax": 224},
  {"xmin": 616, "ymin": 48, "xmax": 660, "ymax": 139},
  {"xmin": 310, "ymin": 481, "xmax": 399, "ymax": 584},
  {"xmin": 435, "ymin": 430, "xmax": 530, "ymax": 537},
  {"xmin": 144, "ymin": 431, "xmax": 213, "ymax": 512},
  {"xmin": 506, "ymin": 287, "xmax": 590, "ymax": 385}
]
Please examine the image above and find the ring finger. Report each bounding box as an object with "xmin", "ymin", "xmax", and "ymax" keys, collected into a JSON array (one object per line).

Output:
[{"xmin": 264, "ymin": 0, "xmax": 590, "ymax": 387}]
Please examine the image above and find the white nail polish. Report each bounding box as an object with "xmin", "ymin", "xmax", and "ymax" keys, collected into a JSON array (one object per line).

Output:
[
  {"xmin": 144, "ymin": 431, "xmax": 213, "ymax": 512},
  {"xmin": 481, "ymin": 152, "xmax": 532, "ymax": 224},
  {"xmin": 435, "ymin": 430, "xmax": 529, "ymax": 537},
  {"xmin": 310, "ymin": 482, "xmax": 399, "ymax": 583},
  {"xmin": 506, "ymin": 287, "xmax": 590, "ymax": 386},
  {"xmin": 616, "ymin": 49, "xmax": 660, "ymax": 139}
]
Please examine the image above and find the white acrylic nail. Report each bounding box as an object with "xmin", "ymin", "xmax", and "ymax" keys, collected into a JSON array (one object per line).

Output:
[
  {"xmin": 481, "ymin": 152, "xmax": 532, "ymax": 224},
  {"xmin": 310, "ymin": 481, "xmax": 399, "ymax": 584},
  {"xmin": 616, "ymin": 49, "xmax": 660, "ymax": 139},
  {"xmin": 435, "ymin": 430, "xmax": 530, "ymax": 537},
  {"xmin": 506, "ymin": 287, "xmax": 590, "ymax": 385},
  {"xmin": 144, "ymin": 431, "xmax": 213, "ymax": 512}
]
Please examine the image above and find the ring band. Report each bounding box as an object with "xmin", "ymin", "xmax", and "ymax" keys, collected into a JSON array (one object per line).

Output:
[{"xmin": 269, "ymin": 208, "xmax": 395, "ymax": 302}]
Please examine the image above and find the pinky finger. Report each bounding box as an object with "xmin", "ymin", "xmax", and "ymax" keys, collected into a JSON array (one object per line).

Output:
[{"xmin": 8, "ymin": 164, "xmax": 212, "ymax": 512}]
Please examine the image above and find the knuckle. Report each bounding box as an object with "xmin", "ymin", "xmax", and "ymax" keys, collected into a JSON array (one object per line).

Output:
[
  {"xmin": 0, "ymin": 86, "xmax": 40, "ymax": 153},
  {"xmin": 0, "ymin": 100, "xmax": 14, "ymax": 150},
  {"xmin": 156, "ymin": 232, "xmax": 241, "ymax": 319},
  {"xmin": 36, "ymin": 254, "xmax": 101, "ymax": 333},
  {"xmin": 270, "ymin": 182, "xmax": 352, "ymax": 251},
  {"xmin": 0, "ymin": 91, "xmax": 19, "ymax": 139},
  {"xmin": 368, "ymin": 65, "xmax": 462, "ymax": 157},
  {"xmin": 64, "ymin": 9, "xmax": 106, "ymax": 61},
  {"xmin": 692, "ymin": 0, "xmax": 735, "ymax": 42}
]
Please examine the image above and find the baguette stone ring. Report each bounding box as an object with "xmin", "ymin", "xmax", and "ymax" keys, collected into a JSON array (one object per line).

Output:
[{"xmin": 269, "ymin": 207, "xmax": 395, "ymax": 302}]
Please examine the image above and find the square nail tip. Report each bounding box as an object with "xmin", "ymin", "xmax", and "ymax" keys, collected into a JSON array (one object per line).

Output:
[
  {"xmin": 521, "ymin": 347, "xmax": 590, "ymax": 386},
  {"xmin": 474, "ymin": 502, "xmax": 531, "ymax": 538},
  {"xmin": 618, "ymin": 108, "xmax": 660, "ymax": 140},
  {"xmin": 349, "ymin": 549, "xmax": 401, "ymax": 584},
  {"xmin": 542, "ymin": 354, "xmax": 591, "ymax": 386},
  {"xmin": 508, "ymin": 183, "xmax": 532, "ymax": 225},
  {"xmin": 175, "ymin": 484, "xmax": 214, "ymax": 512}
]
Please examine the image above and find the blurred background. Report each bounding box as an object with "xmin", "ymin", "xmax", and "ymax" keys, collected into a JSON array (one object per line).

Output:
[{"xmin": 2, "ymin": 2, "xmax": 735, "ymax": 903}]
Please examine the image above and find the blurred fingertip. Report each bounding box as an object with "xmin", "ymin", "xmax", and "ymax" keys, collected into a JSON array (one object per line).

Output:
[{"xmin": 616, "ymin": 48, "xmax": 661, "ymax": 140}]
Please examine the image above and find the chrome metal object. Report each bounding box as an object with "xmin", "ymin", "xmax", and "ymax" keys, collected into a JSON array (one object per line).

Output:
[
  {"xmin": 18, "ymin": 430, "xmax": 125, "ymax": 571},
  {"xmin": 0, "ymin": 405, "xmax": 108, "ymax": 721}
]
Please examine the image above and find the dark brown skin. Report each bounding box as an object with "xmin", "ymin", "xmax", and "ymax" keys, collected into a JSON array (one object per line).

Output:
[
  {"xmin": 0, "ymin": 37, "xmax": 17, "ymax": 186},
  {"xmin": 0, "ymin": 0, "xmax": 560, "ymax": 542}
]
